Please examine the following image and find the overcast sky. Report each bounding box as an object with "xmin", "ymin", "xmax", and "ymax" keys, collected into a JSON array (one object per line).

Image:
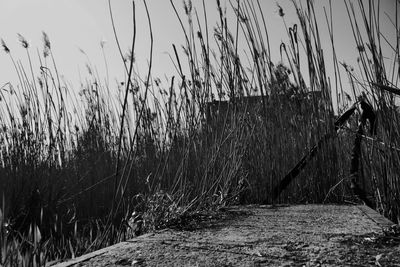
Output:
[{"xmin": 0, "ymin": 0, "xmax": 397, "ymax": 103}]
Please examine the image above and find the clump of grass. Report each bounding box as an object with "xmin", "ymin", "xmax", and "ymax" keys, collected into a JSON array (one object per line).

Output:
[{"xmin": 342, "ymin": 0, "xmax": 400, "ymax": 223}]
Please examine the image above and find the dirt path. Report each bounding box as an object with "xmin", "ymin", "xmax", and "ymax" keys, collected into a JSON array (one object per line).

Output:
[{"xmin": 53, "ymin": 205, "xmax": 400, "ymax": 266}]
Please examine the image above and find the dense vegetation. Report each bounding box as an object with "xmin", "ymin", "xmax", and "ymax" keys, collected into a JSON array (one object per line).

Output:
[{"xmin": 1, "ymin": 0, "xmax": 399, "ymax": 265}]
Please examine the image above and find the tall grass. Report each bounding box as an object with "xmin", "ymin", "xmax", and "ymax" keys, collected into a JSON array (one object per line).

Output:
[
  {"xmin": 0, "ymin": 0, "xmax": 399, "ymax": 265},
  {"xmin": 343, "ymin": 0, "xmax": 400, "ymax": 223}
]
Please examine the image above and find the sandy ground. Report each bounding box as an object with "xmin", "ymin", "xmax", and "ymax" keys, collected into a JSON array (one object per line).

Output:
[{"xmin": 53, "ymin": 205, "xmax": 400, "ymax": 267}]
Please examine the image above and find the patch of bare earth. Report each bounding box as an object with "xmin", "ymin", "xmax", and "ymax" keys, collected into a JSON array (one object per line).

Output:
[{"xmin": 54, "ymin": 205, "xmax": 400, "ymax": 267}]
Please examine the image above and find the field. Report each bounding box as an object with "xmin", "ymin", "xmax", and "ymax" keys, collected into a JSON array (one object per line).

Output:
[{"xmin": 1, "ymin": 0, "xmax": 400, "ymax": 265}]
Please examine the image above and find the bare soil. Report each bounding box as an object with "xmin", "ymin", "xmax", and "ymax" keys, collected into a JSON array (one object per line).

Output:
[{"xmin": 53, "ymin": 205, "xmax": 400, "ymax": 267}]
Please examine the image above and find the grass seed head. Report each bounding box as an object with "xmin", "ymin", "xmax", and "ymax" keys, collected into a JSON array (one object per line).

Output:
[
  {"xmin": 277, "ymin": 4, "xmax": 285, "ymax": 17},
  {"xmin": 100, "ymin": 39, "xmax": 107, "ymax": 48},
  {"xmin": 1, "ymin": 39, "xmax": 10, "ymax": 53},
  {"xmin": 42, "ymin": 31, "xmax": 51, "ymax": 57},
  {"xmin": 17, "ymin": 33, "xmax": 29, "ymax": 48},
  {"xmin": 42, "ymin": 31, "xmax": 51, "ymax": 49}
]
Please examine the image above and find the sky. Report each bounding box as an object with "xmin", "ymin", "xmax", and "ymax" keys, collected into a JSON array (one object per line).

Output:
[{"xmin": 0, "ymin": 0, "xmax": 397, "ymax": 107}]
